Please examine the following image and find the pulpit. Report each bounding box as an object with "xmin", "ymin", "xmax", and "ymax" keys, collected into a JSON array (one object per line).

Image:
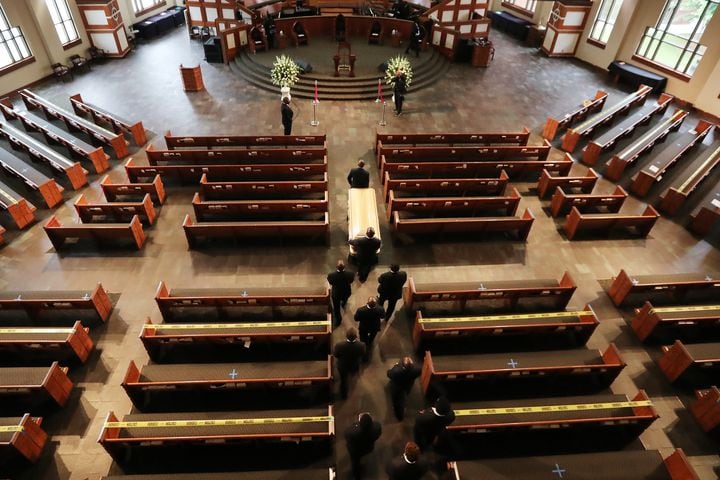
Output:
[{"xmin": 333, "ymin": 41, "xmax": 356, "ymax": 77}]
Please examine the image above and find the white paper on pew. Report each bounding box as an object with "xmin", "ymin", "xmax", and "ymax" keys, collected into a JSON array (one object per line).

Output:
[
  {"xmin": 712, "ymin": 199, "xmax": 720, "ymax": 208},
  {"xmin": 243, "ymin": 340, "xmax": 251, "ymax": 349},
  {"xmin": 648, "ymin": 165, "xmax": 659, "ymax": 173}
]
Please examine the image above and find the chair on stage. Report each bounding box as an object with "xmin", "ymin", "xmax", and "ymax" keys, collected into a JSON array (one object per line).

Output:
[
  {"xmin": 368, "ymin": 20, "xmax": 383, "ymax": 44},
  {"xmin": 335, "ymin": 14, "xmax": 346, "ymax": 41},
  {"xmin": 333, "ymin": 41, "xmax": 356, "ymax": 77},
  {"xmin": 292, "ymin": 21, "xmax": 309, "ymax": 46},
  {"xmin": 249, "ymin": 26, "xmax": 268, "ymax": 53}
]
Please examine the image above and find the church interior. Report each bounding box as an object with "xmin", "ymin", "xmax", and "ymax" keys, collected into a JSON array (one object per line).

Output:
[{"xmin": 0, "ymin": 0, "xmax": 720, "ymax": 479}]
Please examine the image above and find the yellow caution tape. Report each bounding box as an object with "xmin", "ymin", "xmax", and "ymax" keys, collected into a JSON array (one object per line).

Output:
[
  {"xmin": 0, "ymin": 425, "xmax": 24, "ymax": 433},
  {"xmin": 650, "ymin": 305, "xmax": 720, "ymax": 315},
  {"xmin": 105, "ymin": 415, "xmax": 333, "ymax": 429},
  {"xmin": 419, "ymin": 311, "xmax": 593, "ymax": 324},
  {"xmin": 143, "ymin": 320, "xmax": 330, "ymax": 330},
  {"xmin": 455, "ymin": 400, "xmax": 653, "ymax": 417},
  {"xmin": 0, "ymin": 328, "xmax": 74, "ymax": 334}
]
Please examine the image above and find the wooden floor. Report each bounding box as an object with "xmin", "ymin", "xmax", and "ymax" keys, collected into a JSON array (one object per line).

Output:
[{"xmin": 1, "ymin": 25, "xmax": 719, "ymax": 479}]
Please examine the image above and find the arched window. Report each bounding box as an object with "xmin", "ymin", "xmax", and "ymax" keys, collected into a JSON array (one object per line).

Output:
[
  {"xmin": 0, "ymin": 4, "xmax": 32, "ymax": 72},
  {"xmin": 45, "ymin": 0, "xmax": 79, "ymax": 47},
  {"xmin": 588, "ymin": 0, "xmax": 624, "ymax": 45},
  {"xmin": 635, "ymin": 0, "xmax": 718, "ymax": 77}
]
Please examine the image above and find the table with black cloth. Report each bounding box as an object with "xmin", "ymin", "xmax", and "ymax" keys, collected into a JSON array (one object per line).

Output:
[
  {"xmin": 166, "ymin": 6, "xmax": 186, "ymax": 27},
  {"xmin": 489, "ymin": 10, "xmax": 531, "ymax": 41},
  {"xmin": 608, "ymin": 60, "xmax": 668, "ymax": 93},
  {"xmin": 134, "ymin": 11, "xmax": 177, "ymax": 39}
]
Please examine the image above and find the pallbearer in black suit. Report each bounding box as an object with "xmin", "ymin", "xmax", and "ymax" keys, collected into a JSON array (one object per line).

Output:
[
  {"xmin": 377, "ymin": 264, "xmax": 408, "ymax": 321},
  {"xmin": 349, "ymin": 227, "xmax": 381, "ymax": 282},
  {"xmin": 281, "ymin": 97, "xmax": 293, "ymax": 135},
  {"xmin": 413, "ymin": 396, "xmax": 455, "ymax": 450},
  {"xmin": 354, "ymin": 297, "xmax": 385, "ymax": 362},
  {"xmin": 344, "ymin": 412, "xmax": 382, "ymax": 479},
  {"xmin": 387, "ymin": 356, "xmax": 421, "ymax": 421},
  {"xmin": 347, "ymin": 160, "xmax": 370, "ymax": 188},
  {"xmin": 327, "ymin": 260, "xmax": 355, "ymax": 327},
  {"xmin": 333, "ymin": 327, "xmax": 366, "ymax": 399},
  {"xmin": 387, "ymin": 442, "xmax": 428, "ymax": 480}
]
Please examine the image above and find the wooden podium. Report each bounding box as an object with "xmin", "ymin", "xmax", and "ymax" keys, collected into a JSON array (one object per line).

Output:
[{"xmin": 180, "ymin": 64, "xmax": 204, "ymax": 91}]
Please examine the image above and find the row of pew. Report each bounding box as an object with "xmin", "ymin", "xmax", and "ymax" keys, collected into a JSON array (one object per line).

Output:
[
  {"xmin": 544, "ymin": 86, "xmax": 720, "ymax": 238},
  {"xmin": 0, "ymin": 284, "xmax": 115, "ymax": 474}
]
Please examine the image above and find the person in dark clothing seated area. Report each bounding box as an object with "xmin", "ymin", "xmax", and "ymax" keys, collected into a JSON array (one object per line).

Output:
[
  {"xmin": 332, "ymin": 327, "xmax": 366, "ymax": 399},
  {"xmin": 387, "ymin": 442, "xmax": 429, "ymax": 480},
  {"xmin": 354, "ymin": 296, "xmax": 385, "ymax": 362},
  {"xmin": 349, "ymin": 227, "xmax": 381, "ymax": 282},
  {"xmin": 377, "ymin": 263, "xmax": 408, "ymax": 322},
  {"xmin": 347, "ymin": 160, "xmax": 370, "ymax": 188},
  {"xmin": 281, "ymin": 97, "xmax": 293, "ymax": 135},
  {"xmin": 413, "ymin": 396, "xmax": 456, "ymax": 451},
  {"xmin": 387, "ymin": 356, "xmax": 422, "ymax": 421},
  {"xmin": 344, "ymin": 412, "xmax": 382, "ymax": 479},
  {"xmin": 327, "ymin": 260, "xmax": 355, "ymax": 328}
]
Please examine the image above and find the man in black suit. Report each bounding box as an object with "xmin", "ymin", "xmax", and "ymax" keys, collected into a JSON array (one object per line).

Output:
[
  {"xmin": 354, "ymin": 297, "xmax": 385, "ymax": 362},
  {"xmin": 349, "ymin": 227, "xmax": 381, "ymax": 282},
  {"xmin": 281, "ymin": 97, "xmax": 293, "ymax": 135},
  {"xmin": 332, "ymin": 327, "xmax": 366, "ymax": 399},
  {"xmin": 413, "ymin": 396, "xmax": 456, "ymax": 450},
  {"xmin": 327, "ymin": 260, "xmax": 355, "ymax": 328},
  {"xmin": 387, "ymin": 442, "xmax": 428, "ymax": 480},
  {"xmin": 387, "ymin": 356, "xmax": 421, "ymax": 421},
  {"xmin": 344, "ymin": 412, "xmax": 382, "ymax": 479},
  {"xmin": 347, "ymin": 160, "xmax": 370, "ymax": 188},
  {"xmin": 377, "ymin": 264, "xmax": 408, "ymax": 322}
]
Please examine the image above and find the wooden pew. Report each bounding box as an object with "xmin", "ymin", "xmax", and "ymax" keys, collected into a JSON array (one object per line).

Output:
[
  {"xmin": 404, "ymin": 272, "xmax": 576, "ymax": 312},
  {"xmin": 383, "ymin": 170, "xmax": 508, "ymax": 203},
  {"xmin": 140, "ymin": 316, "xmax": 332, "ymax": 362},
  {"xmin": 0, "ymin": 321, "xmax": 93, "ymax": 364},
  {"xmin": 0, "ymin": 362, "xmax": 73, "ymax": 412},
  {"xmin": 420, "ymin": 344, "xmax": 625, "ymax": 399},
  {"xmin": 146, "ymin": 143, "xmax": 327, "ymax": 165},
  {"xmin": 392, "ymin": 207, "xmax": 535, "ymax": 241},
  {"xmin": 688, "ymin": 188, "xmax": 720, "ymax": 237},
  {"xmin": 550, "ymin": 185, "xmax": 627, "ymax": 217},
  {"xmin": 100, "ymin": 174, "xmax": 166, "ymax": 204},
  {"xmin": 44, "ymin": 214, "xmax": 146, "ymax": 250},
  {"xmin": 154, "ymin": 282, "xmax": 330, "ymax": 323},
  {"xmin": 0, "ymin": 121, "xmax": 83, "ymax": 195},
  {"xmin": 192, "ymin": 192, "xmax": 328, "ymax": 221},
  {"xmin": 0, "ymin": 225, "xmax": 4, "ymax": 245},
  {"xmin": 102, "ymin": 469, "xmax": 338, "ymax": 480},
  {"xmin": 165, "ymin": 130, "xmax": 326, "ymax": 149},
  {"xmin": 631, "ymin": 120, "xmax": 715, "ymax": 197},
  {"xmin": 447, "ymin": 449, "xmax": 699, "ymax": 480},
  {"xmin": 348, "ymin": 187, "xmax": 381, "ymax": 257},
  {"xmin": 607, "ymin": 270, "xmax": 720, "ymax": 307},
  {"xmin": 183, "ymin": 213, "xmax": 330, "ymax": 248},
  {"xmin": 381, "ymin": 156, "xmax": 572, "ymax": 179},
  {"xmin": 543, "ymin": 90, "xmax": 608, "ymax": 141},
  {"xmin": 98, "ymin": 407, "xmax": 334, "ymax": 470},
  {"xmin": 632, "ymin": 302, "xmax": 720, "ymax": 342},
  {"xmin": 658, "ymin": 341, "xmax": 720, "ymax": 387},
  {"xmin": 0, "ymin": 180, "xmax": 36, "ymax": 229},
  {"xmin": 412, "ymin": 306, "xmax": 599, "ymax": 353},
  {"xmin": 20, "ymin": 89, "xmax": 129, "ymax": 158},
  {"xmin": 1, "ymin": 103, "xmax": 110, "ymax": 174},
  {"xmin": 561, "ymin": 85, "xmax": 653, "ymax": 152},
  {"xmin": 605, "ymin": 109, "xmax": 688, "ymax": 181},
  {"xmin": 74, "ymin": 193, "xmax": 156, "ymax": 225},
  {"xmin": 125, "ymin": 158, "xmax": 327, "ymax": 183},
  {"xmin": 444, "ymin": 391, "xmax": 657, "ymax": 457},
  {"xmin": 536, "ymin": 165, "xmax": 598, "ymax": 199},
  {"xmin": 0, "ymin": 414, "xmax": 48, "ymax": 464},
  {"xmin": 0, "ymin": 283, "xmax": 113, "ymax": 323},
  {"xmin": 388, "ymin": 187, "xmax": 521, "ymax": 220},
  {"xmin": 121, "ymin": 357, "xmax": 333, "ymax": 410},
  {"xmin": 69, "ymin": 93, "xmax": 147, "ymax": 145},
  {"xmin": 659, "ymin": 141, "xmax": 720, "ymax": 215},
  {"xmin": 690, "ymin": 386, "xmax": 720, "ymax": 433},
  {"xmin": 582, "ymin": 93, "xmax": 674, "ymax": 165},
  {"xmin": 563, "ymin": 205, "xmax": 659, "ymax": 240},
  {"xmin": 200, "ymin": 173, "xmax": 327, "ymax": 200}
]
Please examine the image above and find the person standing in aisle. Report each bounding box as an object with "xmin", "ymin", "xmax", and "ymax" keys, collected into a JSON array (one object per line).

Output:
[
  {"xmin": 354, "ymin": 297, "xmax": 385, "ymax": 362},
  {"xmin": 377, "ymin": 264, "xmax": 407, "ymax": 322},
  {"xmin": 387, "ymin": 356, "xmax": 421, "ymax": 421},
  {"xmin": 327, "ymin": 260, "xmax": 355, "ymax": 328},
  {"xmin": 281, "ymin": 97, "xmax": 293, "ymax": 135},
  {"xmin": 344, "ymin": 412, "xmax": 382, "ymax": 479},
  {"xmin": 333, "ymin": 327, "xmax": 366, "ymax": 399}
]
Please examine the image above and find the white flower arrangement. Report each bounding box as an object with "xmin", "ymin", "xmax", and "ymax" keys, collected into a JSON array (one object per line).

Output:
[
  {"xmin": 384, "ymin": 55, "xmax": 413, "ymax": 88},
  {"xmin": 270, "ymin": 54, "xmax": 300, "ymax": 87}
]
